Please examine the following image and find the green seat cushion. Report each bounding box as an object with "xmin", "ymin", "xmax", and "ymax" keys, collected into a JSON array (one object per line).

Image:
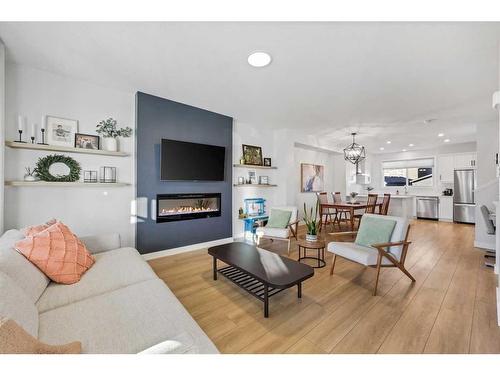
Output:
[
  {"xmin": 355, "ymin": 215, "xmax": 397, "ymax": 248},
  {"xmin": 266, "ymin": 209, "xmax": 292, "ymax": 229}
]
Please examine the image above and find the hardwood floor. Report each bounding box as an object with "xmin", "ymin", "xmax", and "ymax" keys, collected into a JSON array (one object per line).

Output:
[{"xmin": 148, "ymin": 220, "xmax": 500, "ymax": 354}]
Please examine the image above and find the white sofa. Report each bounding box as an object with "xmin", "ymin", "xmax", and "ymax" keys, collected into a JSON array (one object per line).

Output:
[{"xmin": 0, "ymin": 229, "xmax": 218, "ymax": 354}]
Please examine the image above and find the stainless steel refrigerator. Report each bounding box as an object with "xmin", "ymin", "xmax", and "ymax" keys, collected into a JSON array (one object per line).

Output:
[{"xmin": 453, "ymin": 169, "xmax": 476, "ymax": 224}]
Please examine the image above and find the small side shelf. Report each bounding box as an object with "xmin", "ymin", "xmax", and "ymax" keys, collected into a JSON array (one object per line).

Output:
[
  {"xmin": 5, "ymin": 141, "xmax": 129, "ymax": 157},
  {"xmin": 233, "ymin": 164, "xmax": 277, "ymax": 170},
  {"xmin": 233, "ymin": 184, "xmax": 278, "ymax": 187},
  {"xmin": 5, "ymin": 181, "xmax": 130, "ymax": 187}
]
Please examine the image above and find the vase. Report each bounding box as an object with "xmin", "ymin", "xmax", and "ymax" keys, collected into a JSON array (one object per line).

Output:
[
  {"xmin": 24, "ymin": 175, "xmax": 37, "ymax": 182},
  {"xmin": 306, "ymin": 234, "xmax": 318, "ymax": 242},
  {"xmin": 350, "ymin": 196, "xmax": 357, "ymax": 204},
  {"xmin": 102, "ymin": 137, "xmax": 118, "ymax": 152}
]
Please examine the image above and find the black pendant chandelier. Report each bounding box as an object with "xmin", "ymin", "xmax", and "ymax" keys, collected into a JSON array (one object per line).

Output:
[{"xmin": 343, "ymin": 132, "xmax": 366, "ymax": 165}]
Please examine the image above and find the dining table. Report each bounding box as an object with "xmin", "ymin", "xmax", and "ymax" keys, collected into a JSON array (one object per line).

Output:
[{"xmin": 319, "ymin": 201, "xmax": 383, "ymax": 232}]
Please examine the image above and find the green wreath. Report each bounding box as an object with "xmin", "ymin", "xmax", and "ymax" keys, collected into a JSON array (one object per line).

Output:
[{"xmin": 35, "ymin": 154, "xmax": 81, "ymax": 182}]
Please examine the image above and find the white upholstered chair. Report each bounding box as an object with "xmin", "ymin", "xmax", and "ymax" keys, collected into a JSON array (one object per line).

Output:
[
  {"xmin": 328, "ymin": 213, "xmax": 415, "ymax": 296},
  {"xmin": 255, "ymin": 206, "xmax": 299, "ymax": 255}
]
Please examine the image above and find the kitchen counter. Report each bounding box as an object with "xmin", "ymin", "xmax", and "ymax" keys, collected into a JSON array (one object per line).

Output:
[{"xmin": 355, "ymin": 194, "xmax": 414, "ymax": 199}]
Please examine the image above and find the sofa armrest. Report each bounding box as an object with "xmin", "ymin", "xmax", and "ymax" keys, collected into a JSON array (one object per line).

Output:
[{"xmin": 80, "ymin": 233, "xmax": 121, "ymax": 254}]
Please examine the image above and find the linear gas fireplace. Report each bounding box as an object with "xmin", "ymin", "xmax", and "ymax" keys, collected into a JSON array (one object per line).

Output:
[{"xmin": 156, "ymin": 193, "xmax": 221, "ymax": 223}]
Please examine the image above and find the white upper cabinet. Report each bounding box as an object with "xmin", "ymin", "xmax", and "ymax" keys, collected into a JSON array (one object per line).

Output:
[
  {"xmin": 454, "ymin": 152, "xmax": 477, "ymax": 169},
  {"xmin": 438, "ymin": 154, "xmax": 454, "ymax": 183}
]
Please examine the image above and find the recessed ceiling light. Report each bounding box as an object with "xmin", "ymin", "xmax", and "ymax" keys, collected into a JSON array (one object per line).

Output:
[
  {"xmin": 379, "ymin": 147, "xmax": 385, "ymax": 151},
  {"xmin": 438, "ymin": 133, "xmax": 444, "ymax": 137},
  {"xmin": 386, "ymin": 140, "xmax": 391, "ymax": 144},
  {"xmin": 444, "ymin": 139, "xmax": 450, "ymax": 143},
  {"xmin": 402, "ymin": 149, "xmax": 407, "ymax": 152},
  {"xmin": 409, "ymin": 143, "xmax": 414, "ymax": 147},
  {"xmin": 247, "ymin": 52, "xmax": 272, "ymax": 67}
]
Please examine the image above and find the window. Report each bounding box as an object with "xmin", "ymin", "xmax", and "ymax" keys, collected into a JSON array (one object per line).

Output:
[{"xmin": 382, "ymin": 158, "xmax": 434, "ymax": 188}]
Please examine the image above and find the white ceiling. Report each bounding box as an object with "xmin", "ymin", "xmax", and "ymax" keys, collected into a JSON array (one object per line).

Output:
[{"xmin": 0, "ymin": 22, "xmax": 499, "ymax": 154}]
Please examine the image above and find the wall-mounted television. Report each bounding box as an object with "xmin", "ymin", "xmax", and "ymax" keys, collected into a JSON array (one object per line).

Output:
[{"xmin": 160, "ymin": 139, "xmax": 226, "ymax": 181}]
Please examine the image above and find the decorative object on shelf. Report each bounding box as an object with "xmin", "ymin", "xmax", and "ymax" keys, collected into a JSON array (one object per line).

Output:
[
  {"xmin": 96, "ymin": 118, "xmax": 132, "ymax": 152},
  {"xmin": 75, "ymin": 133, "xmax": 100, "ymax": 150},
  {"xmin": 343, "ymin": 132, "xmax": 366, "ymax": 165},
  {"xmin": 242, "ymin": 144, "xmax": 263, "ymax": 166},
  {"xmin": 263, "ymin": 158, "xmax": 272, "ymax": 167},
  {"xmin": 237, "ymin": 176, "xmax": 245, "ymax": 185},
  {"xmin": 366, "ymin": 186, "xmax": 374, "ymax": 192},
  {"xmin": 99, "ymin": 166, "xmax": 117, "ymax": 183},
  {"xmin": 238, "ymin": 207, "xmax": 246, "ymax": 219},
  {"xmin": 83, "ymin": 170, "xmax": 98, "ymax": 183},
  {"xmin": 239, "ymin": 157, "xmax": 245, "ymax": 165},
  {"xmin": 30, "ymin": 123, "xmax": 37, "ymax": 144},
  {"xmin": 301, "ymin": 163, "xmax": 324, "ymax": 192},
  {"xmin": 259, "ymin": 176, "xmax": 269, "ymax": 185},
  {"xmin": 35, "ymin": 154, "xmax": 81, "ymax": 182},
  {"xmin": 16, "ymin": 115, "xmax": 26, "ymax": 143},
  {"xmin": 303, "ymin": 201, "xmax": 320, "ymax": 242},
  {"xmin": 349, "ymin": 191, "xmax": 359, "ymax": 204},
  {"xmin": 248, "ymin": 171, "xmax": 256, "ymax": 184},
  {"xmin": 38, "ymin": 116, "xmax": 48, "ymax": 145},
  {"xmin": 46, "ymin": 116, "xmax": 78, "ymax": 147},
  {"xmin": 23, "ymin": 167, "xmax": 38, "ymax": 182}
]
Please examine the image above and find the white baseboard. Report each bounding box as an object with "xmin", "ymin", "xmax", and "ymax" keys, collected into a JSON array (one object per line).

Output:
[
  {"xmin": 142, "ymin": 237, "xmax": 234, "ymax": 260},
  {"xmin": 473, "ymin": 240, "xmax": 496, "ymax": 251}
]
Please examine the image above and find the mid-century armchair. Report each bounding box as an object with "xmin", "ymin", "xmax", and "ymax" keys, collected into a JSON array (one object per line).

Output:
[
  {"xmin": 328, "ymin": 213, "xmax": 415, "ymax": 296},
  {"xmin": 255, "ymin": 206, "xmax": 299, "ymax": 254}
]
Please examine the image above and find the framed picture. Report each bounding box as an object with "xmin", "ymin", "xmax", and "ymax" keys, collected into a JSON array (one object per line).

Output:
[
  {"xmin": 263, "ymin": 157, "xmax": 272, "ymax": 167},
  {"xmin": 259, "ymin": 176, "xmax": 269, "ymax": 185},
  {"xmin": 237, "ymin": 176, "xmax": 245, "ymax": 185},
  {"xmin": 301, "ymin": 163, "xmax": 324, "ymax": 192},
  {"xmin": 242, "ymin": 144, "xmax": 263, "ymax": 166},
  {"xmin": 248, "ymin": 171, "xmax": 257, "ymax": 184},
  {"xmin": 46, "ymin": 116, "xmax": 78, "ymax": 147},
  {"xmin": 75, "ymin": 133, "xmax": 100, "ymax": 150}
]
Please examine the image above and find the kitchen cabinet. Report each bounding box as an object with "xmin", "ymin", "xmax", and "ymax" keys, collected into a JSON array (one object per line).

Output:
[
  {"xmin": 439, "ymin": 196, "xmax": 453, "ymax": 221},
  {"xmin": 438, "ymin": 155, "xmax": 454, "ymax": 183},
  {"xmin": 454, "ymin": 152, "xmax": 477, "ymax": 169}
]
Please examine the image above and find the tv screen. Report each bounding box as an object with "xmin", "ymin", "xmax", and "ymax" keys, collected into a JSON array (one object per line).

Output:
[{"xmin": 160, "ymin": 139, "xmax": 226, "ymax": 181}]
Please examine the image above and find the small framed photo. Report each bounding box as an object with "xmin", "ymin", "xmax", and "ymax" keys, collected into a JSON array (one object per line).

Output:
[
  {"xmin": 263, "ymin": 158, "xmax": 272, "ymax": 167},
  {"xmin": 259, "ymin": 176, "xmax": 269, "ymax": 185},
  {"xmin": 248, "ymin": 171, "xmax": 257, "ymax": 184},
  {"xmin": 46, "ymin": 116, "xmax": 78, "ymax": 147},
  {"xmin": 237, "ymin": 176, "xmax": 245, "ymax": 185},
  {"xmin": 75, "ymin": 133, "xmax": 100, "ymax": 150}
]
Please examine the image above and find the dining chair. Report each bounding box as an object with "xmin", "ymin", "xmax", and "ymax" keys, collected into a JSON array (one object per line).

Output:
[
  {"xmin": 331, "ymin": 192, "xmax": 349, "ymax": 229},
  {"xmin": 380, "ymin": 194, "xmax": 391, "ymax": 215},
  {"xmin": 328, "ymin": 214, "xmax": 415, "ymax": 296},
  {"xmin": 317, "ymin": 192, "xmax": 335, "ymax": 232},
  {"xmin": 353, "ymin": 193, "xmax": 378, "ymax": 228}
]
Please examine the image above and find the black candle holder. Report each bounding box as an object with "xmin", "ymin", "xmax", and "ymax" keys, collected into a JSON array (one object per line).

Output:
[
  {"xmin": 30, "ymin": 136, "xmax": 35, "ymax": 144},
  {"xmin": 37, "ymin": 129, "xmax": 48, "ymax": 145},
  {"xmin": 14, "ymin": 130, "xmax": 26, "ymax": 143}
]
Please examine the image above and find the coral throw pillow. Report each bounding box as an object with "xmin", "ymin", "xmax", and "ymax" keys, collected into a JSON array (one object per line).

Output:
[
  {"xmin": 22, "ymin": 219, "xmax": 57, "ymax": 237},
  {"xmin": 15, "ymin": 222, "xmax": 95, "ymax": 284}
]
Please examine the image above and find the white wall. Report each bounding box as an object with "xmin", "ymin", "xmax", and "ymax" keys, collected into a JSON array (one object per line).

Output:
[
  {"xmin": 474, "ymin": 121, "xmax": 499, "ymax": 249},
  {"xmin": 4, "ymin": 63, "xmax": 135, "ymax": 246},
  {"xmin": 0, "ymin": 43, "xmax": 5, "ymax": 233}
]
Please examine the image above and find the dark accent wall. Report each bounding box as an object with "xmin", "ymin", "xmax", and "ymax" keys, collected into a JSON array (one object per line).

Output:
[{"xmin": 136, "ymin": 92, "xmax": 233, "ymax": 254}]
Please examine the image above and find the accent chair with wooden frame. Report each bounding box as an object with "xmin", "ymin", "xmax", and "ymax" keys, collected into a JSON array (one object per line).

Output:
[
  {"xmin": 255, "ymin": 206, "xmax": 299, "ymax": 254},
  {"xmin": 328, "ymin": 213, "xmax": 415, "ymax": 296}
]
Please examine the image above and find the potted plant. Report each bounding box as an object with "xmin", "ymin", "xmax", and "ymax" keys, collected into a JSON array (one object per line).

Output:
[
  {"xmin": 303, "ymin": 201, "xmax": 320, "ymax": 242},
  {"xmin": 96, "ymin": 118, "xmax": 132, "ymax": 152},
  {"xmin": 349, "ymin": 191, "xmax": 359, "ymax": 204}
]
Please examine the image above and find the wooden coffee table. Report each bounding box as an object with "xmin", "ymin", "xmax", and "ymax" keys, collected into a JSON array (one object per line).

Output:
[
  {"xmin": 208, "ymin": 242, "xmax": 314, "ymax": 317},
  {"xmin": 297, "ymin": 236, "xmax": 326, "ymax": 268}
]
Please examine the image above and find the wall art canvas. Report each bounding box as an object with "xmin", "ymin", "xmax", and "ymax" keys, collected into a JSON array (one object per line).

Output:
[{"xmin": 301, "ymin": 163, "xmax": 324, "ymax": 192}]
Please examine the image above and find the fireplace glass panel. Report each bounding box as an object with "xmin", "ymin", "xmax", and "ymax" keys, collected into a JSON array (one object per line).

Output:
[{"xmin": 156, "ymin": 193, "xmax": 221, "ymax": 222}]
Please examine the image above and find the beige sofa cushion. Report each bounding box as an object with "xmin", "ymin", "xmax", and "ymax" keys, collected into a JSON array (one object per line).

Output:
[
  {"xmin": 0, "ymin": 271, "xmax": 39, "ymax": 338},
  {"xmin": 38, "ymin": 279, "xmax": 219, "ymax": 354},
  {"xmin": 36, "ymin": 247, "xmax": 158, "ymax": 313},
  {"xmin": 0, "ymin": 230, "xmax": 49, "ymax": 303}
]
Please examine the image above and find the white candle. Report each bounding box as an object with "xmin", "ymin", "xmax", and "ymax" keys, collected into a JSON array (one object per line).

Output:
[
  {"xmin": 31, "ymin": 123, "xmax": 36, "ymax": 137},
  {"xmin": 17, "ymin": 115, "xmax": 24, "ymax": 131},
  {"xmin": 40, "ymin": 116, "xmax": 45, "ymax": 130}
]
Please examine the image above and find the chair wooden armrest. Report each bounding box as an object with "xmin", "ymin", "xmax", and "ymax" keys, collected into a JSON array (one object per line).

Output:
[
  {"xmin": 371, "ymin": 240, "xmax": 411, "ymax": 249},
  {"xmin": 287, "ymin": 220, "xmax": 300, "ymax": 240},
  {"xmin": 287, "ymin": 220, "xmax": 300, "ymax": 227},
  {"xmin": 329, "ymin": 231, "xmax": 358, "ymax": 236}
]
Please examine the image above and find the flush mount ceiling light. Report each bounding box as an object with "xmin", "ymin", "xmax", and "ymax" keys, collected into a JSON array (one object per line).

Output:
[
  {"xmin": 438, "ymin": 133, "xmax": 444, "ymax": 137},
  {"xmin": 343, "ymin": 133, "xmax": 366, "ymax": 166},
  {"xmin": 444, "ymin": 139, "xmax": 451, "ymax": 143},
  {"xmin": 379, "ymin": 147, "xmax": 385, "ymax": 151},
  {"xmin": 386, "ymin": 140, "xmax": 391, "ymax": 144},
  {"xmin": 409, "ymin": 143, "xmax": 414, "ymax": 147},
  {"xmin": 402, "ymin": 149, "xmax": 407, "ymax": 152},
  {"xmin": 247, "ymin": 52, "xmax": 272, "ymax": 67}
]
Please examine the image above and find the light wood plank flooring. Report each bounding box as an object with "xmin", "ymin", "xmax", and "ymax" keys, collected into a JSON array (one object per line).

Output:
[{"xmin": 148, "ymin": 220, "xmax": 500, "ymax": 354}]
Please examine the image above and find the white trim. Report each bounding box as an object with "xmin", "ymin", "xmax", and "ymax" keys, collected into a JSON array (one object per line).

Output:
[
  {"xmin": 141, "ymin": 237, "xmax": 234, "ymax": 260},
  {"xmin": 473, "ymin": 240, "xmax": 496, "ymax": 251}
]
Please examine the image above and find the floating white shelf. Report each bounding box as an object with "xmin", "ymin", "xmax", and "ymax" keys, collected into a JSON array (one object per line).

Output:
[
  {"xmin": 5, "ymin": 181, "xmax": 130, "ymax": 187},
  {"xmin": 5, "ymin": 141, "xmax": 129, "ymax": 157},
  {"xmin": 232, "ymin": 164, "xmax": 277, "ymax": 170},
  {"xmin": 233, "ymin": 184, "xmax": 278, "ymax": 187}
]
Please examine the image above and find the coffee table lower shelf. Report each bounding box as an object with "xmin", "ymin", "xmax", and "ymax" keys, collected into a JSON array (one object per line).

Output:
[{"xmin": 216, "ymin": 265, "xmax": 301, "ymax": 318}]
